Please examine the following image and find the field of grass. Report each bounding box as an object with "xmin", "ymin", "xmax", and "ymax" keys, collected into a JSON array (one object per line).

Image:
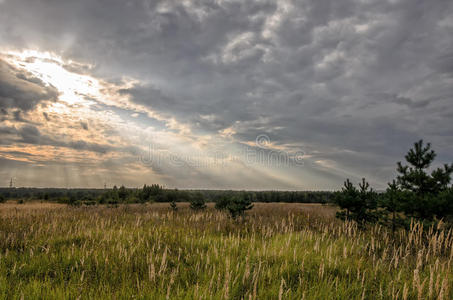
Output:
[{"xmin": 0, "ymin": 202, "xmax": 452, "ymax": 299}]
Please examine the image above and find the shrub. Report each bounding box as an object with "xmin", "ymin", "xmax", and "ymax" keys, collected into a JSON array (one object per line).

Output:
[
  {"xmin": 216, "ymin": 193, "xmax": 253, "ymax": 219},
  {"xmin": 190, "ymin": 193, "xmax": 206, "ymax": 210},
  {"xmin": 170, "ymin": 200, "xmax": 177, "ymax": 211},
  {"xmin": 214, "ymin": 195, "xmax": 231, "ymax": 211},
  {"xmin": 226, "ymin": 194, "xmax": 253, "ymax": 219}
]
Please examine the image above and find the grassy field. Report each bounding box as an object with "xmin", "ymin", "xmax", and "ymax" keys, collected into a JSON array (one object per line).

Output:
[{"xmin": 0, "ymin": 202, "xmax": 452, "ymax": 299}]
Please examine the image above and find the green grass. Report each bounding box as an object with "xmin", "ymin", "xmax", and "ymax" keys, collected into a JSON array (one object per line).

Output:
[{"xmin": 0, "ymin": 202, "xmax": 451, "ymax": 299}]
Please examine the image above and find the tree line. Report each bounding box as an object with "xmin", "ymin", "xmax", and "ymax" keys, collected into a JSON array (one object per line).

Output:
[
  {"xmin": 4, "ymin": 139, "xmax": 449, "ymax": 226},
  {"xmin": 0, "ymin": 187, "xmax": 332, "ymax": 205},
  {"xmin": 334, "ymin": 140, "xmax": 453, "ymax": 229}
]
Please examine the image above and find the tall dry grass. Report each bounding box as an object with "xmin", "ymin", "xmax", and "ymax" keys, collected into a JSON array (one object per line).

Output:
[{"xmin": 0, "ymin": 202, "xmax": 451, "ymax": 299}]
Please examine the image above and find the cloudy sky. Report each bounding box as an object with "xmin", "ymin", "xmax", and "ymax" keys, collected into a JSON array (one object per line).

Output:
[{"xmin": 0, "ymin": 0, "xmax": 452, "ymax": 190}]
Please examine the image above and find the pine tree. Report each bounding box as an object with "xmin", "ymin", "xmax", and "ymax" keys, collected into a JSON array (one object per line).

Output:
[
  {"xmin": 226, "ymin": 193, "xmax": 253, "ymax": 219},
  {"xmin": 334, "ymin": 179, "xmax": 358, "ymax": 221},
  {"xmin": 397, "ymin": 140, "xmax": 453, "ymax": 195},
  {"xmin": 334, "ymin": 178, "xmax": 377, "ymax": 226},
  {"xmin": 357, "ymin": 178, "xmax": 378, "ymax": 224},
  {"xmin": 396, "ymin": 140, "xmax": 453, "ymax": 220},
  {"xmin": 380, "ymin": 180, "xmax": 406, "ymax": 233}
]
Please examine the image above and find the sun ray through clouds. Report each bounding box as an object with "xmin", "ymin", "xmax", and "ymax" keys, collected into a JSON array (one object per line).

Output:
[{"xmin": 0, "ymin": 49, "xmax": 336, "ymax": 189}]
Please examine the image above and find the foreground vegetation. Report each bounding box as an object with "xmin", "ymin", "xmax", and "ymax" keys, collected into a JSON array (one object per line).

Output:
[
  {"xmin": 334, "ymin": 140, "xmax": 453, "ymax": 228},
  {"xmin": 0, "ymin": 203, "xmax": 451, "ymax": 299}
]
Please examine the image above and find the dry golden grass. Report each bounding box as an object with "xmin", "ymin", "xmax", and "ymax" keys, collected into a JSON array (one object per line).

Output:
[
  {"xmin": 0, "ymin": 201, "xmax": 65, "ymax": 210},
  {"xmin": 0, "ymin": 202, "xmax": 451, "ymax": 299}
]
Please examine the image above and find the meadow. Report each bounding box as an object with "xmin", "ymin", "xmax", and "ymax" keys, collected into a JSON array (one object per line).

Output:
[{"xmin": 0, "ymin": 202, "xmax": 452, "ymax": 299}]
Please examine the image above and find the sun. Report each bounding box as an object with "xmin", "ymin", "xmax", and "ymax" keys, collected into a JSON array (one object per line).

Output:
[{"xmin": 4, "ymin": 50, "xmax": 100, "ymax": 106}]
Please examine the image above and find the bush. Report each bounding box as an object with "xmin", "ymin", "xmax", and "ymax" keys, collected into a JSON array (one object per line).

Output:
[
  {"xmin": 190, "ymin": 193, "xmax": 206, "ymax": 210},
  {"xmin": 215, "ymin": 193, "xmax": 253, "ymax": 219},
  {"xmin": 70, "ymin": 200, "xmax": 82, "ymax": 207},
  {"xmin": 226, "ymin": 194, "xmax": 253, "ymax": 219},
  {"xmin": 107, "ymin": 199, "xmax": 119, "ymax": 206},
  {"xmin": 214, "ymin": 195, "xmax": 231, "ymax": 211}
]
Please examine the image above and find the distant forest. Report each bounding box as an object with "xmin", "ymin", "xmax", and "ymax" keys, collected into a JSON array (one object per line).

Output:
[{"xmin": 0, "ymin": 187, "xmax": 333, "ymax": 205}]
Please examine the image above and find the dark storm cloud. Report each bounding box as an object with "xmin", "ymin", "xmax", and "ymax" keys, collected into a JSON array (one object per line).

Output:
[
  {"xmin": 0, "ymin": 0, "xmax": 452, "ymax": 188},
  {"xmin": 0, "ymin": 59, "xmax": 58, "ymax": 112},
  {"xmin": 119, "ymin": 84, "xmax": 176, "ymax": 112},
  {"xmin": 15, "ymin": 124, "xmax": 111, "ymax": 153},
  {"xmin": 0, "ymin": 124, "xmax": 140, "ymax": 156}
]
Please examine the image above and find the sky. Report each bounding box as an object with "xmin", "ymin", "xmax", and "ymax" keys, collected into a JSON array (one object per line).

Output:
[{"xmin": 0, "ymin": 0, "xmax": 452, "ymax": 190}]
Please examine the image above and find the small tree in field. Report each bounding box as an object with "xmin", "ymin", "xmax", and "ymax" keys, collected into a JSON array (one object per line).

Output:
[
  {"xmin": 334, "ymin": 179, "xmax": 358, "ymax": 221},
  {"xmin": 214, "ymin": 193, "xmax": 253, "ymax": 219},
  {"xmin": 397, "ymin": 140, "xmax": 452, "ymax": 195},
  {"xmin": 166, "ymin": 190, "xmax": 178, "ymax": 211},
  {"xmin": 357, "ymin": 178, "xmax": 379, "ymax": 224},
  {"xmin": 190, "ymin": 193, "xmax": 206, "ymax": 210},
  {"xmin": 380, "ymin": 180, "xmax": 406, "ymax": 233},
  {"xmin": 226, "ymin": 194, "xmax": 253, "ymax": 219},
  {"xmin": 334, "ymin": 178, "xmax": 377, "ymax": 226},
  {"xmin": 170, "ymin": 200, "xmax": 178, "ymax": 211},
  {"xmin": 396, "ymin": 140, "xmax": 453, "ymax": 220}
]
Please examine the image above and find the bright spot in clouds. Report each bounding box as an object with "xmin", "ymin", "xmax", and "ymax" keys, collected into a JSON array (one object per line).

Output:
[{"xmin": 5, "ymin": 50, "xmax": 99, "ymax": 106}]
